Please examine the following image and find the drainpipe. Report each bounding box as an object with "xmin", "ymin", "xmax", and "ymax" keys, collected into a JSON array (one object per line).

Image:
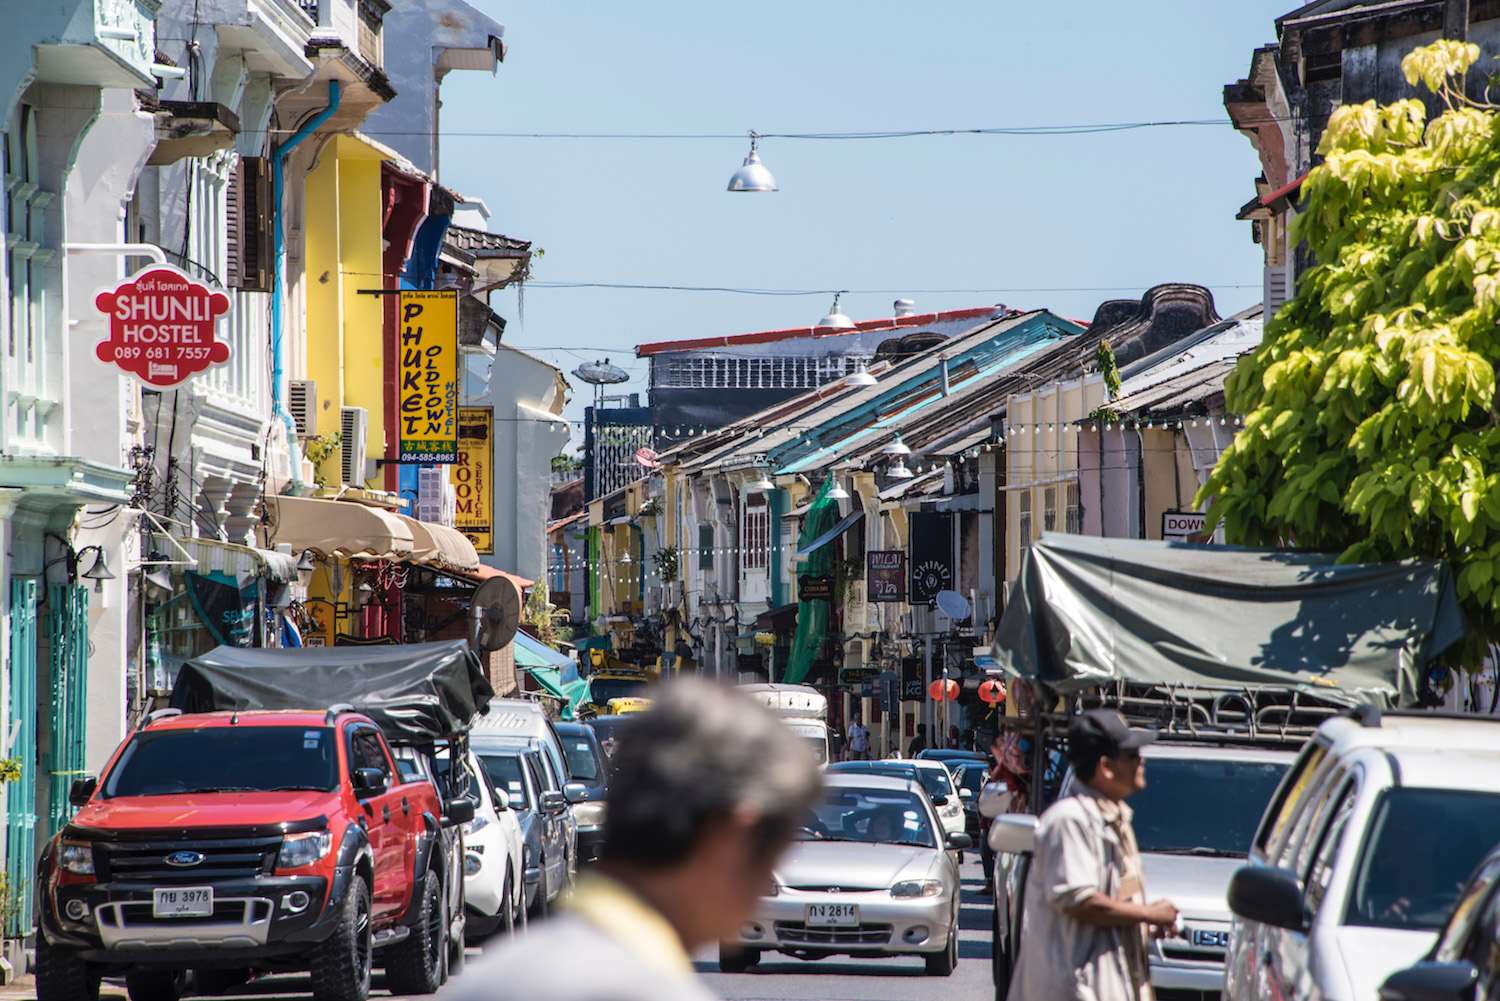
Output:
[{"xmin": 270, "ymin": 80, "xmax": 341, "ymax": 494}]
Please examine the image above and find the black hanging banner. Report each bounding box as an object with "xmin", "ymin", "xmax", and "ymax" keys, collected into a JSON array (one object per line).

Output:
[
  {"xmin": 908, "ymin": 511, "xmax": 955, "ymax": 605},
  {"xmin": 185, "ymin": 572, "xmax": 258, "ymax": 648}
]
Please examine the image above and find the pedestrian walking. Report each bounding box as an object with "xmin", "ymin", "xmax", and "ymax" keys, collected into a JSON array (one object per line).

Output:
[
  {"xmin": 846, "ymin": 714, "xmax": 870, "ymax": 760},
  {"xmin": 1009, "ymin": 709, "xmax": 1178, "ymax": 1001},
  {"xmin": 449, "ymin": 678, "xmax": 822, "ymax": 1001},
  {"xmin": 906, "ymin": 723, "xmax": 928, "ymax": 757}
]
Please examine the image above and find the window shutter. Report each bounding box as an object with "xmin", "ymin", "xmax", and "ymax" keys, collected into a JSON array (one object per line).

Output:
[{"xmin": 228, "ymin": 157, "xmax": 272, "ymax": 292}]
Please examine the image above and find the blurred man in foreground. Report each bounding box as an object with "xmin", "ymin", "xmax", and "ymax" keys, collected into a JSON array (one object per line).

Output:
[{"xmin": 448, "ymin": 678, "xmax": 822, "ymax": 1001}]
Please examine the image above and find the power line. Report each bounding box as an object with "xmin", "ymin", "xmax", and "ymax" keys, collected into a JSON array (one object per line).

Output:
[{"xmin": 280, "ymin": 120, "xmax": 1234, "ymax": 140}]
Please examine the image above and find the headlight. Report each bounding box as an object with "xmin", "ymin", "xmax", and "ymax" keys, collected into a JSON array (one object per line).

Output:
[
  {"xmin": 572, "ymin": 800, "xmax": 606, "ymax": 829},
  {"xmin": 462, "ymin": 815, "xmax": 490, "ymax": 836},
  {"xmin": 58, "ymin": 840, "xmax": 95, "ymax": 876},
  {"xmin": 891, "ymin": 879, "xmax": 942, "ymax": 898},
  {"xmin": 277, "ymin": 830, "xmax": 332, "ymax": 869}
]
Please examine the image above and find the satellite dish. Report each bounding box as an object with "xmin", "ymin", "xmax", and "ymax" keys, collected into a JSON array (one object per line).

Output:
[
  {"xmin": 571, "ymin": 359, "xmax": 630, "ymax": 385},
  {"xmin": 471, "ymin": 575, "xmax": 522, "ymax": 652},
  {"xmin": 936, "ymin": 589, "xmax": 971, "ymax": 623}
]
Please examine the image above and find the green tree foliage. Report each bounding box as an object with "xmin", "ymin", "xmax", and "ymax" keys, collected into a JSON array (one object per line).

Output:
[{"xmin": 1199, "ymin": 41, "xmax": 1500, "ymax": 665}]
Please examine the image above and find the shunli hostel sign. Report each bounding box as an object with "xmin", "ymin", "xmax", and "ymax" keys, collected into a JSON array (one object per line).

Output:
[
  {"xmin": 398, "ymin": 291, "xmax": 459, "ymax": 463},
  {"xmin": 94, "ymin": 266, "xmax": 232, "ymax": 388}
]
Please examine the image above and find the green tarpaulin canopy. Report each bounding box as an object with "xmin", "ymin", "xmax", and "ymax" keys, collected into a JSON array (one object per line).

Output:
[
  {"xmin": 992, "ymin": 534, "xmax": 1466, "ymax": 707},
  {"xmin": 514, "ymin": 631, "xmax": 572, "ymax": 669}
]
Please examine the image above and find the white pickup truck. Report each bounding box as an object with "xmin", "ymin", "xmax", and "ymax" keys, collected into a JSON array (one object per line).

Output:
[{"xmin": 740, "ymin": 683, "xmax": 831, "ymax": 764}]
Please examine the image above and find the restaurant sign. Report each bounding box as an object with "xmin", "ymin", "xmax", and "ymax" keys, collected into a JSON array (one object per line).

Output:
[
  {"xmin": 398, "ymin": 290, "xmax": 459, "ymax": 463},
  {"xmin": 94, "ymin": 265, "xmax": 231, "ymax": 388},
  {"xmin": 866, "ymin": 550, "xmax": 906, "ymax": 603}
]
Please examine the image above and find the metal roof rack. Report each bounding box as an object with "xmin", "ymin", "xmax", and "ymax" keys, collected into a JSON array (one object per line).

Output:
[
  {"xmin": 142, "ymin": 707, "xmax": 182, "ymax": 727},
  {"xmin": 325, "ymin": 703, "xmax": 356, "ymax": 725}
]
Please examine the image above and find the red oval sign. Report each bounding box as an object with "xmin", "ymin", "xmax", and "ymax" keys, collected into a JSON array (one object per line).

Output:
[{"xmin": 94, "ymin": 265, "xmax": 231, "ymax": 388}]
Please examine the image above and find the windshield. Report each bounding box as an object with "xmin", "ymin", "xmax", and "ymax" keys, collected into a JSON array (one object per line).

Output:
[
  {"xmin": 477, "ymin": 753, "xmax": 532, "ymax": 810},
  {"xmin": 843, "ymin": 764, "xmax": 951, "ymax": 802},
  {"xmin": 1349, "ymin": 788, "xmax": 1500, "ymax": 930},
  {"xmin": 1128, "ymin": 757, "xmax": 1289, "ymax": 856},
  {"xmin": 590, "ymin": 678, "xmax": 646, "ymax": 703},
  {"xmin": 561, "ymin": 738, "xmax": 599, "ymax": 782},
  {"xmin": 954, "ymin": 763, "xmax": 986, "ymax": 795},
  {"xmin": 102, "ymin": 726, "xmax": 338, "ymax": 796},
  {"xmin": 801, "ymin": 786, "xmax": 938, "ymax": 849}
]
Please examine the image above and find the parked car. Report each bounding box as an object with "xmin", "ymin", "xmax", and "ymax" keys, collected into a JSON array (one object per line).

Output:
[
  {"xmin": 826, "ymin": 760, "xmax": 967, "ymax": 843},
  {"xmin": 951, "ymin": 761, "xmax": 987, "ymax": 840},
  {"xmin": 916, "ymin": 748, "xmax": 988, "ymax": 768},
  {"xmin": 37, "ymin": 706, "xmax": 469, "ymax": 1001},
  {"xmin": 718, "ymin": 773, "xmax": 972, "ymax": 975},
  {"xmin": 552, "ymin": 721, "xmax": 608, "ymax": 864},
  {"xmin": 1224, "ymin": 707, "xmax": 1500, "ymax": 1001},
  {"xmin": 473, "ymin": 746, "xmax": 570, "ymax": 917},
  {"xmin": 430, "ymin": 750, "xmax": 525, "ymax": 939},
  {"xmin": 585, "ymin": 714, "xmax": 638, "ymax": 760},
  {"xmin": 470, "ymin": 700, "xmax": 585, "ymax": 883},
  {"xmin": 989, "ymin": 739, "xmax": 1294, "ymax": 1000}
]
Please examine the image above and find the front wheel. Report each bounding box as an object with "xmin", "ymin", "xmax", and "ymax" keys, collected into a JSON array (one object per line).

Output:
[
  {"xmin": 384, "ymin": 873, "xmax": 446, "ymax": 995},
  {"xmin": 35, "ymin": 940, "xmax": 100, "ymax": 1001},
  {"xmin": 925, "ymin": 924, "xmax": 958, "ymax": 976},
  {"xmin": 311, "ymin": 878, "xmax": 373, "ymax": 1001},
  {"xmin": 717, "ymin": 944, "xmax": 759, "ymax": 973}
]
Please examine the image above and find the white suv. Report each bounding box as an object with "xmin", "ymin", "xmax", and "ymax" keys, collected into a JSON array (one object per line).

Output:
[{"xmin": 1224, "ymin": 708, "xmax": 1500, "ymax": 1001}]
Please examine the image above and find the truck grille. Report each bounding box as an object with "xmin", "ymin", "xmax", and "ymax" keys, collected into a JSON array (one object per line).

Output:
[{"xmin": 95, "ymin": 836, "xmax": 282, "ymax": 884}]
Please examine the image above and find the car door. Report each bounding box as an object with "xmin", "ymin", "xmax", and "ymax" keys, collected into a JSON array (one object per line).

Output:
[
  {"xmin": 537, "ymin": 743, "xmax": 578, "ymax": 873},
  {"xmin": 525, "ymin": 752, "xmax": 563, "ymax": 896},
  {"xmin": 348, "ymin": 723, "xmax": 405, "ymax": 918}
]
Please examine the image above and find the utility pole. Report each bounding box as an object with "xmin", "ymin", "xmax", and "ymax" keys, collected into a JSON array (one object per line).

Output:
[{"xmin": 1445, "ymin": 0, "xmax": 1469, "ymax": 40}]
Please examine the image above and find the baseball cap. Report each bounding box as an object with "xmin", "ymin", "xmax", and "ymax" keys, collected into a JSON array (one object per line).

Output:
[{"xmin": 1067, "ymin": 709, "xmax": 1157, "ymax": 766}]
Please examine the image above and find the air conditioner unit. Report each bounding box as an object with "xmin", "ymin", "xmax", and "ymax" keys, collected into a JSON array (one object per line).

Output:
[
  {"xmin": 289, "ymin": 379, "xmax": 317, "ymax": 437},
  {"xmin": 416, "ymin": 466, "xmax": 445, "ymax": 524},
  {"xmin": 340, "ymin": 407, "xmax": 368, "ymax": 486},
  {"xmin": 663, "ymin": 580, "xmax": 683, "ymax": 609},
  {"xmin": 645, "ymin": 585, "xmax": 662, "ymax": 615}
]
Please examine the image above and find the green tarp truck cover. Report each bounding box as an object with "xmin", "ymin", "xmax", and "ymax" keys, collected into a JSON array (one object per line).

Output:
[
  {"xmin": 171, "ymin": 639, "xmax": 494, "ymax": 743},
  {"xmin": 992, "ymin": 534, "xmax": 1465, "ymax": 706}
]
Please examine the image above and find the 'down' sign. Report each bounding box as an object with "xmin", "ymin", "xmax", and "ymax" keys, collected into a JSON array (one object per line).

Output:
[
  {"xmin": 94, "ymin": 266, "xmax": 231, "ymax": 388},
  {"xmin": 1162, "ymin": 511, "xmax": 1208, "ymax": 537}
]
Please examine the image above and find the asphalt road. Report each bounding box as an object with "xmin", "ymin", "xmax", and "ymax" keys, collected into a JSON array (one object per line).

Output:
[{"xmin": 95, "ymin": 858, "xmax": 994, "ymax": 1001}]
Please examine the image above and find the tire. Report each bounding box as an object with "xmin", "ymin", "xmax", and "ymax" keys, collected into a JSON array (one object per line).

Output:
[
  {"xmin": 991, "ymin": 907, "xmax": 1012, "ymax": 1001},
  {"xmin": 36, "ymin": 940, "xmax": 100, "ymax": 1001},
  {"xmin": 717, "ymin": 944, "xmax": 756, "ymax": 974},
  {"xmin": 124, "ymin": 970, "xmax": 184, "ymax": 1001},
  {"xmin": 925, "ymin": 924, "xmax": 958, "ymax": 976},
  {"xmin": 311, "ymin": 877, "xmax": 373, "ymax": 1001},
  {"xmin": 500, "ymin": 870, "xmax": 515, "ymax": 934},
  {"xmin": 385, "ymin": 872, "xmax": 446, "ymax": 996}
]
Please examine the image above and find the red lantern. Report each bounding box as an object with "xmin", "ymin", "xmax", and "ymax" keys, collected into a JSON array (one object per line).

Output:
[
  {"xmin": 978, "ymin": 679, "xmax": 1006, "ymax": 704},
  {"xmin": 928, "ymin": 678, "xmax": 959, "ymax": 702}
]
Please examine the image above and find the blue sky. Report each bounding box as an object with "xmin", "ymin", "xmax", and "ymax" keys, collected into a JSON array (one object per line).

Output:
[{"xmin": 435, "ymin": 1, "xmax": 1291, "ymax": 426}]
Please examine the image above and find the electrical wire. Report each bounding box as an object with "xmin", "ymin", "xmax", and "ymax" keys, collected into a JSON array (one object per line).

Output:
[{"xmin": 276, "ymin": 120, "xmax": 1235, "ymax": 140}]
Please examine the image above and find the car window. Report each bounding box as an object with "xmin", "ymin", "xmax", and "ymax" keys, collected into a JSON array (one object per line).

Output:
[
  {"xmin": 526, "ymin": 755, "xmax": 550, "ymax": 801},
  {"xmin": 1465, "ymin": 882, "xmax": 1500, "ymax": 1001},
  {"xmin": 1291, "ymin": 766, "xmax": 1352, "ymax": 877},
  {"xmin": 101, "ymin": 725, "xmax": 338, "ymax": 796},
  {"xmin": 1347, "ymin": 788, "xmax": 1500, "ymax": 930},
  {"xmin": 538, "ymin": 746, "xmax": 563, "ymax": 791},
  {"xmin": 349, "ymin": 727, "xmax": 393, "ymax": 783},
  {"xmin": 1258, "ymin": 739, "xmax": 1329, "ymax": 854},
  {"xmin": 1436, "ymin": 855, "xmax": 1500, "ymax": 963},
  {"xmin": 1129, "ymin": 756, "xmax": 1290, "ymax": 858},
  {"xmin": 561, "ymin": 738, "xmax": 599, "ymax": 782},
  {"xmin": 802, "ymin": 787, "xmax": 938, "ymax": 849},
  {"xmin": 1303, "ymin": 778, "xmax": 1357, "ymax": 915},
  {"xmin": 478, "ymin": 753, "xmax": 531, "ymax": 810}
]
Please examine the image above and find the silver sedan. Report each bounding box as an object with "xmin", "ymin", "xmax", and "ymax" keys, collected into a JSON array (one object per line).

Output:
[{"xmin": 720, "ymin": 773, "xmax": 972, "ymax": 976}]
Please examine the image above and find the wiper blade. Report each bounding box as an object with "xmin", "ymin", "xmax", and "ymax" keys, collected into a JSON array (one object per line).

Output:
[
  {"xmin": 263, "ymin": 785, "xmax": 328, "ymax": 792},
  {"xmin": 181, "ymin": 786, "xmax": 260, "ymax": 794},
  {"xmin": 1148, "ymin": 846, "xmax": 1242, "ymax": 858}
]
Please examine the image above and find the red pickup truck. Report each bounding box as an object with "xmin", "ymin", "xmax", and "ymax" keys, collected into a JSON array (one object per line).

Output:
[{"xmin": 35, "ymin": 705, "xmax": 468, "ymax": 1001}]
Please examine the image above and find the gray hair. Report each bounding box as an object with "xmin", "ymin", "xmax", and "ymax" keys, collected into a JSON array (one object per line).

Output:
[{"xmin": 601, "ymin": 678, "xmax": 822, "ymax": 867}]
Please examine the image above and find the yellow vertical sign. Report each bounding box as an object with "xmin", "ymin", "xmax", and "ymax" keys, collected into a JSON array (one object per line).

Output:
[
  {"xmin": 454, "ymin": 407, "xmax": 493, "ymax": 554},
  {"xmin": 398, "ymin": 290, "xmax": 458, "ymax": 463}
]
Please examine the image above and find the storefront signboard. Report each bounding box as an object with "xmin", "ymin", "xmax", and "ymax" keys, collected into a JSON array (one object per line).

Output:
[
  {"xmin": 454, "ymin": 407, "xmax": 493, "ymax": 553},
  {"xmin": 93, "ymin": 265, "xmax": 231, "ymax": 387},
  {"xmin": 398, "ymin": 290, "xmax": 459, "ymax": 463},
  {"xmin": 866, "ymin": 550, "xmax": 906, "ymax": 602}
]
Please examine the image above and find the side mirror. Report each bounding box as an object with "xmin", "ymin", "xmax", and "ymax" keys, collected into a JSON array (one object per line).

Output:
[
  {"xmin": 978, "ymin": 783, "xmax": 1013, "ymax": 819},
  {"xmin": 509, "ymin": 791, "xmax": 527, "ymax": 810},
  {"xmin": 988, "ymin": 813, "xmax": 1038, "ymax": 855},
  {"xmin": 443, "ymin": 797, "xmax": 476, "ymax": 827},
  {"xmin": 1378, "ymin": 961, "xmax": 1478, "ymax": 1001},
  {"xmin": 352, "ymin": 767, "xmax": 388, "ymax": 798},
  {"xmin": 541, "ymin": 790, "xmax": 567, "ymax": 813},
  {"xmin": 959, "ymin": 788, "xmax": 974, "ymax": 800},
  {"xmin": 562, "ymin": 782, "xmax": 587, "ymax": 805},
  {"xmin": 69, "ymin": 776, "xmax": 97, "ymax": 808},
  {"xmin": 931, "ymin": 794, "xmax": 949, "ymax": 807},
  {"xmin": 1227, "ymin": 865, "xmax": 1308, "ymax": 933},
  {"xmin": 946, "ymin": 832, "xmax": 974, "ymax": 851}
]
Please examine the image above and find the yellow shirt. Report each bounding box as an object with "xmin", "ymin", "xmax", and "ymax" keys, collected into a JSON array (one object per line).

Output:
[{"xmin": 564, "ymin": 872, "xmax": 695, "ymax": 979}]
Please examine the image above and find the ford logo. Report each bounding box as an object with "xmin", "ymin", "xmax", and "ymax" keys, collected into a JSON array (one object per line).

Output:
[{"xmin": 164, "ymin": 851, "xmax": 204, "ymax": 867}]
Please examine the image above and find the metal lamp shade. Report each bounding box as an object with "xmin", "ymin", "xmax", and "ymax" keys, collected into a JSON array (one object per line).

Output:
[{"xmin": 727, "ymin": 150, "xmax": 778, "ymax": 192}]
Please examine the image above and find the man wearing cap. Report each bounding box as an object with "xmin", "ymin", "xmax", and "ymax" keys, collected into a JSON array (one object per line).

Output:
[{"xmin": 1008, "ymin": 709, "xmax": 1178, "ymax": 1001}]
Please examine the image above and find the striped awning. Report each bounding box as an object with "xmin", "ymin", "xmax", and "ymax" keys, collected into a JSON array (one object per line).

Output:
[
  {"xmin": 261, "ymin": 496, "xmax": 414, "ymax": 559},
  {"xmin": 152, "ymin": 535, "xmax": 300, "ymax": 583}
]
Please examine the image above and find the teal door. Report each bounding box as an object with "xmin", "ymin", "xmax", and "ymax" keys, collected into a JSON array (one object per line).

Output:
[
  {"xmin": 5, "ymin": 579, "xmax": 37, "ymax": 937},
  {"xmin": 45, "ymin": 583, "xmax": 88, "ymax": 840}
]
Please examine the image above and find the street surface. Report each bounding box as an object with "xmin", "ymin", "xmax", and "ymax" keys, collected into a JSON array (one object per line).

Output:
[{"xmin": 48, "ymin": 858, "xmax": 993, "ymax": 1001}]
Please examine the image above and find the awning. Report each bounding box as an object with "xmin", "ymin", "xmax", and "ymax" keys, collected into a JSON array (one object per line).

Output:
[
  {"xmin": 395, "ymin": 515, "xmax": 480, "ymax": 572},
  {"xmin": 514, "ymin": 631, "xmax": 572, "ymax": 669},
  {"xmin": 755, "ymin": 603, "xmax": 799, "ymax": 631},
  {"xmin": 793, "ymin": 511, "xmax": 864, "ymax": 559},
  {"xmin": 524, "ymin": 661, "xmax": 590, "ymax": 720},
  {"xmin": 992, "ymin": 533, "xmax": 1466, "ymax": 707},
  {"xmin": 441, "ymin": 563, "xmax": 535, "ymax": 590},
  {"xmin": 152, "ymin": 534, "xmax": 299, "ymax": 583},
  {"xmin": 262, "ymin": 496, "xmax": 414, "ymax": 559}
]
